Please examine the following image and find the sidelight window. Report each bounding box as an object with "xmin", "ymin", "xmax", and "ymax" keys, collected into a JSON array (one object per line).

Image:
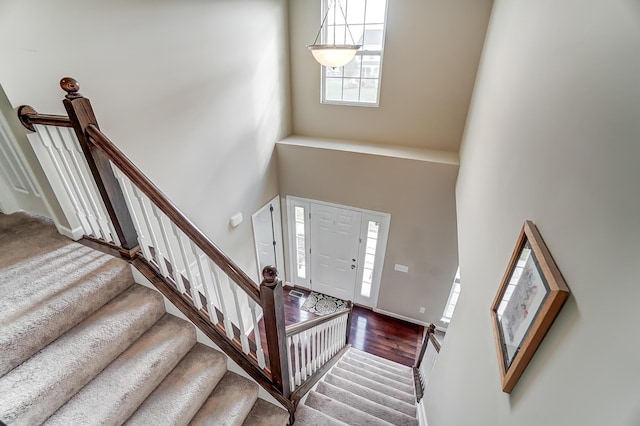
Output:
[
  {"xmin": 360, "ymin": 220, "xmax": 379, "ymax": 298},
  {"xmin": 294, "ymin": 206, "xmax": 307, "ymax": 279}
]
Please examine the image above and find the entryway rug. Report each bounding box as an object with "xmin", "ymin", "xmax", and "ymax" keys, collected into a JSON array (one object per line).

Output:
[{"xmin": 301, "ymin": 291, "xmax": 348, "ymax": 316}]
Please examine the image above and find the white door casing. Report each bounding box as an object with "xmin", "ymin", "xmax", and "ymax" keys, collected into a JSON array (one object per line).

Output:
[
  {"xmin": 286, "ymin": 196, "xmax": 390, "ymax": 308},
  {"xmin": 310, "ymin": 203, "xmax": 362, "ymax": 301}
]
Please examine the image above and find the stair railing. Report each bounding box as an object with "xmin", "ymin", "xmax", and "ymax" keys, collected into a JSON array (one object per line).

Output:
[
  {"xmin": 413, "ymin": 323, "xmax": 441, "ymax": 402},
  {"xmin": 285, "ymin": 301, "xmax": 353, "ymax": 413},
  {"xmin": 18, "ymin": 78, "xmax": 291, "ymax": 411},
  {"xmin": 18, "ymin": 77, "xmax": 355, "ymax": 419}
]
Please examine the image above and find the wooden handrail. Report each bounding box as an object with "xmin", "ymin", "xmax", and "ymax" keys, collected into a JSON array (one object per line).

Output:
[
  {"xmin": 85, "ymin": 123, "xmax": 261, "ymax": 303},
  {"xmin": 18, "ymin": 105, "xmax": 73, "ymax": 131},
  {"xmin": 415, "ymin": 323, "xmax": 440, "ymax": 368},
  {"xmin": 285, "ymin": 303, "xmax": 352, "ymax": 338}
]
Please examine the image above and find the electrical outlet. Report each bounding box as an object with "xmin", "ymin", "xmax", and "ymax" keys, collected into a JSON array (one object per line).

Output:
[{"xmin": 419, "ymin": 307, "xmax": 425, "ymax": 313}]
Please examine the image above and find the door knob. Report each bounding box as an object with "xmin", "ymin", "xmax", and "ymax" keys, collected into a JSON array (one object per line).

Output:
[
  {"xmin": 351, "ymin": 265, "xmax": 356, "ymax": 269},
  {"xmin": 352, "ymin": 259, "xmax": 356, "ymax": 262}
]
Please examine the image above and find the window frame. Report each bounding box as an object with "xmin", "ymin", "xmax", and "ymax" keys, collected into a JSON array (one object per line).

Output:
[
  {"xmin": 440, "ymin": 267, "xmax": 461, "ymax": 324},
  {"xmin": 320, "ymin": 0, "xmax": 389, "ymax": 107}
]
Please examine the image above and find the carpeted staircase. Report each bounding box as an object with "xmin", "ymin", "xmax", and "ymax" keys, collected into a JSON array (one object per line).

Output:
[
  {"xmin": 0, "ymin": 212, "xmax": 288, "ymax": 426},
  {"xmin": 295, "ymin": 347, "xmax": 419, "ymax": 426}
]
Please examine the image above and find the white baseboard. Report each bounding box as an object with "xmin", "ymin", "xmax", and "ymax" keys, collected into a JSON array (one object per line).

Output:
[
  {"xmin": 56, "ymin": 224, "xmax": 84, "ymax": 240},
  {"xmin": 373, "ymin": 308, "xmax": 447, "ymax": 333},
  {"xmin": 417, "ymin": 398, "xmax": 428, "ymax": 425},
  {"xmin": 373, "ymin": 308, "xmax": 430, "ymax": 327}
]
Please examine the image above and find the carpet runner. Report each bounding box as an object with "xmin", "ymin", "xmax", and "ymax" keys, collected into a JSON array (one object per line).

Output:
[
  {"xmin": 300, "ymin": 291, "xmax": 348, "ymax": 315},
  {"xmin": 0, "ymin": 212, "xmax": 288, "ymax": 426},
  {"xmin": 295, "ymin": 347, "xmax": 419, "ymax": 426}
]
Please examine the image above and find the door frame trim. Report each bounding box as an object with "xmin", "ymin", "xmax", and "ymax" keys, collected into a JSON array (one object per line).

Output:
[{"xmin": 285, "ymin": 196, "xmax": 390, "ymax": 309}]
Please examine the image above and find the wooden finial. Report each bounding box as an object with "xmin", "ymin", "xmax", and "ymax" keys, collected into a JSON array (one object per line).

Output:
[
  {"xmin": 60, "ymin": 77, "xmax": 82, "ymax": 99},
  {"xmin": 262, "ymin": 265, "xmax": 278, "ymax": 284}
]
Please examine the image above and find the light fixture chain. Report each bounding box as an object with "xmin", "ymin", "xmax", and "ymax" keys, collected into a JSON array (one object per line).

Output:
[
  {"xmin": 338, "ymin": 1, "xmax": 358, "ymax": 45},
  {"xmin": 313, "ymin": 0, "xmax": 334, "ymax": 45}
]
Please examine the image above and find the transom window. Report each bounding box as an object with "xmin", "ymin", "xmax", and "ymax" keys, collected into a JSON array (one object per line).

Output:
[{"xmin": 321, "ymin": 0, "xmax": 388, "ymax": 106}]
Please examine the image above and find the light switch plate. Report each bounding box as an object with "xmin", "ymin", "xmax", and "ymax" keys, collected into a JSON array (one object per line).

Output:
[{"xmin": 394, "ymin": 264, "xmax": 409, "ymax": 273}]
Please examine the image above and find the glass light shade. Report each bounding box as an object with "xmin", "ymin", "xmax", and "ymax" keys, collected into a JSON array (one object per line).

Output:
[{"xmin": 308, "ymin": 45, "xmax": 361, "ymax": 68}]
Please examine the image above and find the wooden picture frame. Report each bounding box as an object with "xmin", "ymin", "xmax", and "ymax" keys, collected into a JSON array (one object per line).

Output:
[{"xmin": 490, "ymin": 220, "xmax": 570, "ymax": 393}]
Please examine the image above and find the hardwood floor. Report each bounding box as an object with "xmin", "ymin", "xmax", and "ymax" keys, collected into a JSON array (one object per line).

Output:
[{"xmin": 282, "ymin": 286, "xmax": 423, "ymax": 367}]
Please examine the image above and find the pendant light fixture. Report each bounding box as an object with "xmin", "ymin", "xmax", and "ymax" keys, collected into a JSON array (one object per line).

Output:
[{"xmin": 308, "ymin": 0, "xmax": 361, "ymax": 68}]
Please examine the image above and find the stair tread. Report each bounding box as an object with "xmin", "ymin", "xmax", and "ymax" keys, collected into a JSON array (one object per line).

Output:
[
  {"xmin": 337, "ymin": 361, "xmax": 415, "ymax": 395},
  {"xmin": 45, "ymin": 314, "xmax": 195, "ymax": 426},
  {"xmin": 325, "ymin": 373, "xmax": 416, "ymax": 417},
  {"xmin": 0, "ymin": 212, "xmax": 80, "ymax": 270},
  {"xmin": 241, "ymin": 398, "xmax": 289, "ymax": 426},
  {"xmin": 0, "ymin": 247, "xmax": 115, "ymax": 324},
  {"xmin": 293, "ymin": 405, "xmax": 350, "ymax": 426},
  {"xmin": 0, "ymin": 285, "xmax": 165, "ymax": 426},
  {"xmin": 0, "ymin": 258, "xmax": 133, "ymax": 376},
  {"xmin": 125, "ymin": 343, "xmax": 228, "ymax": 426},
  {"xmin": 305, "ymin": 391, "xmax": 394, "ymax": 426},
  {"xmin": 190, "ymin": 371, "xmax": 259, "ymax": 426},
  {"xmin": 345, "ymin": 350, "xmax": 413, "ymax": 378},
  {"xmin": 348, "ymin": 348, "xmax": 412, "ymax": 373},
  {"xmin": 331, "ymin": 366, "xmax": 416, "ymax": 405},
  {"xmin": 316, "ymin": 381, "xmax": 418, "ymax": 426},
  {"xmin": 341, "ymin": 355, "xmax": 414, "ymax": 386}
]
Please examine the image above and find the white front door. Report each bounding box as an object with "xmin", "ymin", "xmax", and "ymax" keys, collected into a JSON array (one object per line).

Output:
[{"xmin": 310, "ymin": 203, "xmax": 362, "ymax": 301}]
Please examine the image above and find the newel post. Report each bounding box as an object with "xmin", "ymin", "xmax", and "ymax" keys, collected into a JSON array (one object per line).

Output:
[
  {"xmin": 60, "ymin": 78, "xmax": 139, "ymax": 259},
  {"xmin": 345, "ymin": 301, "xmax": 354, "ymax": 345},
  {"xmin": 259, "ymin": 266, "xmax": 291, "ymax": 399}
]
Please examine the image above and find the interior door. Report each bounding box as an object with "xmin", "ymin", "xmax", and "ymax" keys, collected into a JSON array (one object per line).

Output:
[
  {"xmin": 252, "ymin": 196, "xmax": 284, "ymax": 279},
  {"xmin": 310, "ymin": 203, "xmax": 362, "ymax": 301}
]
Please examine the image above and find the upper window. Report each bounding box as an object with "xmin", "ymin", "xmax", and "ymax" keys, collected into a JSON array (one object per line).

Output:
[{"xmin": 321, "ymin": 0, "xmax": 388, "ymax": 106}]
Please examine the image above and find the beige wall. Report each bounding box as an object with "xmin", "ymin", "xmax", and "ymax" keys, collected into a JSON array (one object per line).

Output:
[
  {"xmin": 288, "ymin": 0, "xmax": 493, "ymax": 151},
  {"xmin": 277, "ymin": 141, "xmax": 459, "ymax": 324},
  {"xmin": 0, "ymin": 0, "xmax": 291, "ymax": 281},
  {"xmin": 427, "ymin": 0, "xmax": 640, "ymax": 424}
]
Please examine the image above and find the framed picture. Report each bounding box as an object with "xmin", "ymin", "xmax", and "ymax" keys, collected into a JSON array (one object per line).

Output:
[{"xmin": 490, "ymin": 220, "xmax": 570, "ymax": 393}]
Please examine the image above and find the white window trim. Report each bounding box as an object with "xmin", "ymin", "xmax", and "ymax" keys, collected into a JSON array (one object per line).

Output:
[
  {"xmin": 319, "ymin": 0, "xmax": 389, "ymax": 107},
  {"xmin": 440, "ymin": 267, "xmax": 461, "ymax": 324}
]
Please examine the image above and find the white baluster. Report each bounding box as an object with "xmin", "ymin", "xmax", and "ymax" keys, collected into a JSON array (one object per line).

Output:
[
  {"xmin": 229, "ymin": 283, "xmax": 251, "ymax": 355},
  {"xmin": 287, "ymin": 336, "xmax": 295, "ymax": 390},
  {"xmin": 172, "ymin": 224, "xmax": 203, "ymax": 310},
  {"xmin": 293, "ymin": 333, "xmax": 301, "ymax": 386},
  {"xmin": 114, "ymin": 170, "xmax": 152, "ymax": 261},
  {"xmin": 208, "ymin": 261, "xmax": 235, "ymax": 339},
  {"xmin": 310, "ymin": 327, "xmax": 317, "ymax": 374},
  {"xmin": 305, "ymin": 329, "xmax": 313, "ymax": 377},
  {"xmin": 249, "ymin": 299, "xmax": 266, "ymax": 369},
  {"xmin": 300, "ymin": 331, "xmax": 307, "ymax": 382},
  {"xmin": 38, "ymin": 126, "xmax": 91, "ymax": 234},
  {"xmin": 320, "ymin": 323, "xmax": 327, "ymax": 364},
  {"xmin": 57, "ymin": 127, "xmax": 113, "ymax": 242},
  {"xmin": 46, "ymin": 126, "xmax": 100, "ymax": 238},
  {"xmin": 153, "ymin": 206, "xmax": 184, "ymax": 293},
  {"xmin": 133, "ymin": 187, "xmax": 169, "ymax": 277},
  {"xmin": 331, "ymin": 318, "xmax": 338, "ymax": 356},
  {"xmin": 191, "ymin": 242, "xmax": 218, "ymax": 323}
]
